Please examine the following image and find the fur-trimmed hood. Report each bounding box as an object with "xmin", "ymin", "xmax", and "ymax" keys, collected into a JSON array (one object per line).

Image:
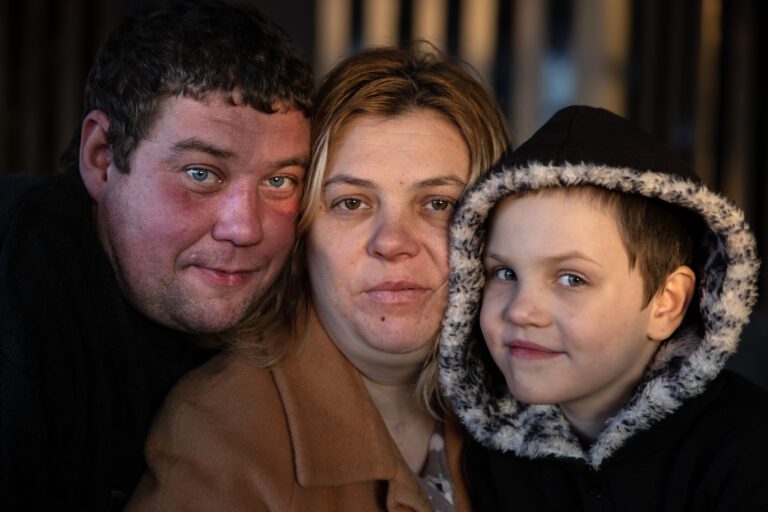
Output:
[{"xmin": 438, "ymin": 105, "xmax": 760, "ymax": 469}]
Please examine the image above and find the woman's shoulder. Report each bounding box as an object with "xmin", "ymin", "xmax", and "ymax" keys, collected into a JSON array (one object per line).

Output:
[
  {"xmin": 155, "ymin": 348, "xmax": 284, "ymax": 429},
  {"xmin": 135, "ymin": 350, "xmax": 296, "ymax": 510}
]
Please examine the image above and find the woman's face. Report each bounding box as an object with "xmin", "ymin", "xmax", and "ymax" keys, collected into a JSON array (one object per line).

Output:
[{"xmin": 307, "ymin": 110, "xmax": 470, "ymax": 380}]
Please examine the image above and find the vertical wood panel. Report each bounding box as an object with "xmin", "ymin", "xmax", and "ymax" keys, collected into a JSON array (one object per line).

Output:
[
  {"xmin": 460, "ymin": 0, "xmax": 497, "ymax": 85},
  {"xmin": 692, "ymin": 0, "xmax": 722, "ymax": 188},
  {"xmin": 413, "ymin": 0, "xmax": 447, "ymax": 51},
  {"xmin": 511, "ymin": 0, "xmax": 547, "ymax": 142},
  {"xmin": 17, "ymin": 0, "xmax": 47, "ymax": 172},
  {"xmin": 363, "ymin": 0, "xmax": 399, "ymax": 46},
  {"xmin": 0, "ymin": 0, "xmax": 9, "ymax": 171},
  {"xmin": 316, "ymin": 0, "xmax": 352, "ymax": 75},
  {"xmin": 492, "ymin": 0, "xmax": 514, "ymax": 123},
  {"xmin": 720, "ymin": 0, "xmax": 755, "ymax": 212},
  {"xmin": 55, "ymin": 0, "xmax": 86, "ymax": 168},
  {"xmin": 573, "ymin": 0, "xmax": 630, "ymax": 115}
]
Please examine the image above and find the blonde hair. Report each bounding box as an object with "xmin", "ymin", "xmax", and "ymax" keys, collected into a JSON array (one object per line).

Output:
[{"xmin": 232, "ymin": 44, "xmax": 510, "ymax": 410}]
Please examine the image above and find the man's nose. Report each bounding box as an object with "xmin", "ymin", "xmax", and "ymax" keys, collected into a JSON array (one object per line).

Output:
[{"xmin": 211, "ymin": 185, "xmax": 264, "ymax": 246}]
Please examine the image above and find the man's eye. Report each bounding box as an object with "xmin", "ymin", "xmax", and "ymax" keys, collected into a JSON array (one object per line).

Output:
[{"xmin": 186, "ymin": 168, "xmax": 218, "ymax": 183}]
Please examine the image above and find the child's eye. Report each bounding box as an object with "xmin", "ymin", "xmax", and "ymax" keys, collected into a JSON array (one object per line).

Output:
[
  {"xmin": 493, "ymin": 267, "xmax": 516, "ymax": 281},
  {"xmin": 557, "ymin": 273, "xmax": 586, "ymax": 287}
]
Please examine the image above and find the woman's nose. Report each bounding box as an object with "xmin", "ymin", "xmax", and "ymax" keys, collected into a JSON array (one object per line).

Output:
[{"xmin": 366, "ymin": 209, "xmax": 420, "ymax": 260}]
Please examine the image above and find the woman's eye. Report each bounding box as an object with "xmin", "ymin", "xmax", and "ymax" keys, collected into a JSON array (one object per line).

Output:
[
  {"xmin": 426, "ymin": 198, "xmax": 454, "ymax": 211},
  {"xmin": 557, "ymin": 273, "xmax": 586, "ymax": 287},
  {"xmin": 268, "ymin": 176, "xmax": 287, "ymax": 188},
  {"xmin": 494, "ymin": 267, "xmax": 516, "ymax": 281},
  {"xmin": 186, "ymin": 167, "xmax": 218, "ymax": 183},
  {"xmin": 336, "ymin": 198, "xmax": 364, "ymax": 211}
]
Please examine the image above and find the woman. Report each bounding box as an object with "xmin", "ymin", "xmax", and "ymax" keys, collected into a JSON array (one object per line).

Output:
[{"xmin": 127, "ymin": 45, "xmax": 509, "ymax": 511}]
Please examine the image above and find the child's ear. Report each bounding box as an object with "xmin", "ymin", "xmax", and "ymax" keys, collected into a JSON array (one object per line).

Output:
[
  {"xmin": 647, "ymin": 265, "xmax": 696, "ymax": 341},
  {"xmin": 79, "ymin": 110, "xmax": 114, "ymax": 203}
]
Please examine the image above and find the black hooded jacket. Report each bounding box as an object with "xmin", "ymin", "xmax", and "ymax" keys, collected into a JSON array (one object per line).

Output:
[
  {"xmin": 439, "ymin": 106, "xmax": 768, "ymax": 511},
  {"xmin": 0, "ymin": 171, "xmax": 215, "ymax": 510}
]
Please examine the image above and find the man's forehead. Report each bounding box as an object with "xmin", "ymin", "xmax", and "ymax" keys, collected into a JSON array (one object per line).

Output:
[{"xmin": 145, "ymin": 95, "xmax": 308, "ymax": 140}]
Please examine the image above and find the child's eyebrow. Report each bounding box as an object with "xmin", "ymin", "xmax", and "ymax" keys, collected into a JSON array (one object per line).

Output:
[
  {"xmin": 544, "ymin": 251, "xmax": 603, "ymax": 268},
  {"xmin": 483, "ymin": 252, "xmax": 507, "ymax": 263}
]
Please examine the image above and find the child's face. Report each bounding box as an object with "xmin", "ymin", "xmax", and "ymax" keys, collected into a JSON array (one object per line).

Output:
[{"xmin": 480, "ymin": 189, "xmax": 660, "ymax": 423}]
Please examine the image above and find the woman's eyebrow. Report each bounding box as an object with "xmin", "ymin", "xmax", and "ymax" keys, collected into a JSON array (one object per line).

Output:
[
  {"xmin": 323, "ymin": 175, "xmax": 377, "ymax": 190},
  {"xmin": 322, "ymin": 174, "xmax": 465, "ymax": 190},
  {"xmin": 412, "ymin": 176, "xmax": 466, "ymax": 189}
]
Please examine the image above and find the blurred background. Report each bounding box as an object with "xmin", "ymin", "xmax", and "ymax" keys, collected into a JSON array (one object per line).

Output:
[{"xmin": 1, "ymin": 0, "xmax": 766, "ymax": 386}]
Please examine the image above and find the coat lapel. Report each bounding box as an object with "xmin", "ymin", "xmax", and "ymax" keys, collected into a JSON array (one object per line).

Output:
[{"xmin": 272, "ymin": 308, "xmax": 401, "ymax": 487}]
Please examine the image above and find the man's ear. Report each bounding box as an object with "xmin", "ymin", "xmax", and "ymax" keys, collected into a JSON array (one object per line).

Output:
[
  {"xmin": 647, "ymin": 265, "xmax": 696, "ymax": 341},
  {"xmin": 79, "ymin": 110, "xmax": 114, "ymax": 203}
]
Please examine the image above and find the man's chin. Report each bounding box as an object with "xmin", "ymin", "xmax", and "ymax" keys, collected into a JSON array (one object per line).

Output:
[{"xmin": 154, "ymin": 296, "xmax": 256, "ymax": 335}]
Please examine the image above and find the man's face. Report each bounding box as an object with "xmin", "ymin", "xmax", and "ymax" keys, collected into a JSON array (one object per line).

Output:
[
  {"xmin": 480, "ymin": 189, "xmax": 658, "ymax": 424},
  {"xmin": 93, "ymin": 95, "xmax": 309, "ymax": 333}
]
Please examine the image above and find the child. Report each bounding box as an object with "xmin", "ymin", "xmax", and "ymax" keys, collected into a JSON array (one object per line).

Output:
[{"xmin": 439, "ymin": 106, "xmax": 768, "ymax": 511}]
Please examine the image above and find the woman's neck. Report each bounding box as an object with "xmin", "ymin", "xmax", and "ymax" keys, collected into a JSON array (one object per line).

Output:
[{"xmin": 362, "ymin": 374, "xmax": 436, "ymax": 473}]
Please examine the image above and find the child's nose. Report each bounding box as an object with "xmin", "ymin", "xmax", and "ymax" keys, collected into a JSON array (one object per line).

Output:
[{"xmin": 503, "ymin": 285, "xmax": 550, "ymax": 327}]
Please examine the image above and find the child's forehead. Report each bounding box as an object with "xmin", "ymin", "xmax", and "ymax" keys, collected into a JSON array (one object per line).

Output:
[
  {"xmin": 486, "ymin": 187, "xmax": 628, "ymax": 258},
  {"xmin": 492, "ymin": 186, "xmax": 617, "ymax": 219}
]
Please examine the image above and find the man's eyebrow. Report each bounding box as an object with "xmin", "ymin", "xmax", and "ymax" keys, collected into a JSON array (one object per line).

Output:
[
  {"xmin": 169, "ymin": 138, "xmax": 234, "ymax": 159},
  {"xmin": 274, "ymin": 155, "xmax": 309, "ymax": 171}
]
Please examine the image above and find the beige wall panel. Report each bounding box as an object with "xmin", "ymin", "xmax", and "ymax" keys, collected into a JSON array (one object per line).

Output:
[
  {"xmin": 460, "ymin": 0, "xmax": 498, "ymax": 85},
  {"xmin": 413, "ymin": 0, "xmax": 447, "ymax": 51},
  {"xmin": 573, "ymin": 0, "xmax": 630, "ymax": 115},
  {"xmin": 512, "ymin": 0, "xmax": 547, "ymax": 142},
  {"xmin": 363, "ymin": 0, "xmax": 400, "ymax": 47},
  {"xmin": 316, "ymin": 0, "xmax": 352, "ymax": 75}
]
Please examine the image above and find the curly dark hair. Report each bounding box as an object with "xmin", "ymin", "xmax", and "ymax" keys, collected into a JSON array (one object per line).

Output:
[{"xmin": 61, "ymin": 0, "xmax": 314, "ymax": 172}]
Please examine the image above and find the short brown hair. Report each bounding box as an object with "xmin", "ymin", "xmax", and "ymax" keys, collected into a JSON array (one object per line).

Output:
[
  {"xmin": 61, "ymin": 0, "xmax": 313, "ymax": 173},
  {"xmin": 512, "ymin": 186, "xmax": 698, "ymax": 305}
]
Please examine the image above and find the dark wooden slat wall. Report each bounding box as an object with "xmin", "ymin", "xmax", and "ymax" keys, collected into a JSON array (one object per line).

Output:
[{"xmin": 1, "ymin": 0, "xmax": 118, "ymax": 174}]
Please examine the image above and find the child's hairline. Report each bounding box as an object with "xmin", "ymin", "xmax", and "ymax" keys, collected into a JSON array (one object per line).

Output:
[{"xmin": 486, "ymin": 184, "xmax": 697, "ymax": 306}]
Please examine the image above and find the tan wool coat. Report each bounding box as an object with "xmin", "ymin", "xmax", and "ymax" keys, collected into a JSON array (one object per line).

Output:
[{"xmin": 126, "ymin": 309, "xmax": 471, "ymax": 511}]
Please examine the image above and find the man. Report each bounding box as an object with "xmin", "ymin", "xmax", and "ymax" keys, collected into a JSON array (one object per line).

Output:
[{"xmin": 0, "ymin": 1, "xmax": 312, "ymax": 509}]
